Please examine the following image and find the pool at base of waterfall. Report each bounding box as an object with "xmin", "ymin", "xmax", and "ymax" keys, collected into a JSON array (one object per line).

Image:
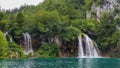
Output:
[{"xmin": 0, "ymin": 58, "xmax": 120, "ymax": 68}]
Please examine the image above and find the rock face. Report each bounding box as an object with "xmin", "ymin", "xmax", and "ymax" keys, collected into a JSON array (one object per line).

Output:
[{"xmin": 86, "ymin": 0, "xmax": 120, "ymax": 22}]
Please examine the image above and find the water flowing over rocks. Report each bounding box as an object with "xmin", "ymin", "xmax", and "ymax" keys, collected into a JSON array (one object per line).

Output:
[
  {"xmin": 23, "ymin": 32, "xmax": 33, "ymax": 55},
  {"xmin": 78, "ymin": 34, "xmax": 101, "ymax": 58}
]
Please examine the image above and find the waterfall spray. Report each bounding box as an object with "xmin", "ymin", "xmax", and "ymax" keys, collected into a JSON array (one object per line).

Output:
[
  {"xmin": 78, "ymin": 34, "xmax": 100, "ymax": 58},
  {"xmin": 23, "ymin": 33, "xmax": 33, "ymax": 55}
]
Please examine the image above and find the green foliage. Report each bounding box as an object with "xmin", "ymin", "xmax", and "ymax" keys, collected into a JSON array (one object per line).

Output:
[
  {"xmin": 0, "ymin": 31, "xmax": 27, "ymax": 59},
  {"xmin": 8, "ymin": 42, "xmax": 24, "ymax": 58},
  {"xmin": 0, "ymin": 12, "xmax": 4, "ymax": 21},
  {"xmin": 0, "ymin": 12, "xmax": 10, "ymax": 31},
  {"xmin": 10, "ymin": 12, "xmax": 25, "ymax": 38},
  {"xmin": 95, "ymin": 12, "xmax": 118, "ymax": 51},
  {"xmin": 0, "ymin": 31, "xmax": 9, "ymax": 58},
  {"xmin": 0, "ymin": 0, "xmax": 120, "ymax": 58},
  {"xmin": 35, "ymin": 10, "xmax": 62, "ymax": 38},
  {"xmin": 16, "ymin": 12, "xmax": 25, "ymax": 26},
  {"xmin": 0, "ymin": 19, "xmax": 9, "ymax": 31},
  {"xmin": 61, "ymin": 25, "xmax": 80, "ymax": 41},
  {"xmin": 35, "ymin": 43, "xmax": 59, "ymax": 58}
]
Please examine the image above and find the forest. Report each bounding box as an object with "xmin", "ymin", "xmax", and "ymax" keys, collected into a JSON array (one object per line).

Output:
[{"xmin": 0, "ymin": 0, "xmax": 120, "ymax": 59}]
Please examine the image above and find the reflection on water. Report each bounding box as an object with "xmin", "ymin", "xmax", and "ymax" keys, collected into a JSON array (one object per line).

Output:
[
  {"xmin": 78, "ymin": 58, "xmax": 97, "ymax": 68},
  {"xmin": 0, "ymin": 58, "xmax": 120, "ymax": 68},
  {"xmin": 78, "ymin": 58, "xmax": 120, "ymax": 68}
]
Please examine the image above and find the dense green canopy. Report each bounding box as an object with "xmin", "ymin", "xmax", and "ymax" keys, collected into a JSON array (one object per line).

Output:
[{"xmin": 0, "ymin": 0, "xmax": 120, "ymax": 58}]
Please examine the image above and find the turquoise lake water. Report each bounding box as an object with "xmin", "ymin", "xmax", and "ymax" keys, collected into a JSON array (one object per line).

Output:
[{"xmin": 0, "ymin": 58, "xmax": 120, "ymax": 68}]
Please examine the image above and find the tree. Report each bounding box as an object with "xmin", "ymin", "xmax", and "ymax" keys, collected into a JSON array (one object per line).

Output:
[
  {"xmin": 36, "ymin": 10, "xmax": 61, "ymax": 37},
  {"xmin": 96, "ymin": 13, "xmax": 117, "ymax": 51},
  {"xmin": 16, "ymin": 12, "xmax": 24, "ymax": 26},
  {"xmin": 13, "ymin": 12, "xmax": 25, "ymax": 38},
  {"xmin": 0, "ymin": 12, "xmax": 4, "ymax": 21},
  {"xmin": 0, "ymin": 31, "xmax": 9, "ymax": 58}
]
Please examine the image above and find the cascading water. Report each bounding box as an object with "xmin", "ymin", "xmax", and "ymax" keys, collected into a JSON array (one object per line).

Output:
[
  {"xmin": 78, "ymin": 36, "xmax": 84, "ymax": 57},
  {"xmin": 23, "ymin": 33, "xmax": 33, "ymax": 55},
  {"xmin": 4, "ymin": 31, "xmax": 13, "ymax": 42},
  {"xmin": 4, "ymin": 31, "xmax": 8, "ymax": 37},
  {"xmin": 78, "ymin": 34, "xmax": 100, "ymax": 58}
]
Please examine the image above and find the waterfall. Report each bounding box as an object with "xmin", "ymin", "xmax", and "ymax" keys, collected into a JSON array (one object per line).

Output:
[
  {"xmin": 4, "ymin": 31, "xmax": 8, "ymax": 37},
  {"xmin": 23, "ymin": 33, "xmax": 33, "ymax": 55},
  {"xmin": 78, "ymin": 36, "xmax": 84, "ymax": 57},
  {"xmin": 78, "ymin": 34, "xmax": 100, "ymax": 58},
  {"xmin": 4, "ymin": 31, "xmax": 13, "ymax": 42}
]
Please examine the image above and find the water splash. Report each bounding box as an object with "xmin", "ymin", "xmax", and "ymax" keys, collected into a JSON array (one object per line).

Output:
[
  {"xmin": 23, "ymin": 33, "xmax": 33, "ymax": 55},
  {"xmin": 78, "ymin": 34, "xmax": 100, "ymax": 58}
]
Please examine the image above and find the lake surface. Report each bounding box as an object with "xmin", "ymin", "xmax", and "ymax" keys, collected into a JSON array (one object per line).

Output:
[{"xmin": 0, "ymin": 58, "xmax": 120, "ymax": 68}]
